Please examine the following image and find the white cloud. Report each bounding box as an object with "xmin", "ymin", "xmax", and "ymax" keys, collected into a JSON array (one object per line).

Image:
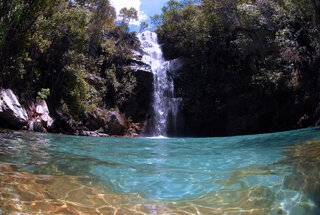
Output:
[{"xmin": 110, "ymin": 0, "xmax": 147, "ymax": 25}]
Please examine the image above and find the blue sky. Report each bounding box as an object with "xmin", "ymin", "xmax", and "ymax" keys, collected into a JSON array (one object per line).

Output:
[
  {"xmin": 110, "ymin": 0, "xmax": 168, "ymax": 31},
  {"xmin": 140, "ymin": 0, "xmax": 167, "ymax": 20}
]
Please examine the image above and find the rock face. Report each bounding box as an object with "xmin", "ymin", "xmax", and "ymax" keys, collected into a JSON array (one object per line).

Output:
[
  {"xmin": 53, "ymin": 107, "xmax": 135, "ymax": 137},
  {"xmin": 121, "ymin": 70, "xmax": 153, "ymax": 123},
  {"xmin": 84, "ymin": 108, "xmax": 109, "ymax": 132},
  {"xmin": 36, "ymin": 100, "xmax": 54, "ymax": 128},
  {"xmin": 84, "ymin": 109, "xmax": 129, "ymax": 136},
  {"xmin": 0, "ymin": 89, "xmax": 138, "ymax": 137},
  {"xmin": 0, "ymin": 89, "xmax": 28, "ymax": 129},
  {"xmin": 51, "ymin": 109, "xmax": 75, "ymax": 134},
  {"xmin": 28, "ymin": 100, "xmax": 54, "ymax": 132},
  {"xmin": 107, "ymin": 111, "xmax": 129, "ymax": 135}
]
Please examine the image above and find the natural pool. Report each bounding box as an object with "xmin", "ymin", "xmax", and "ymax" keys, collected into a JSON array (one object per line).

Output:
[{"xmin": 0, "ymin": 127, "xmax": 320, "ymax": 214}]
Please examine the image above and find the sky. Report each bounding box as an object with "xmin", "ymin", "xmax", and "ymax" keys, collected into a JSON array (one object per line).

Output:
[{"xmin": 109, "ymin": 0, "xmax": 168, "ymax": 31}]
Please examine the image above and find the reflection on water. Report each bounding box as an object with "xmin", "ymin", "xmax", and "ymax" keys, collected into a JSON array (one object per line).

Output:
[{"xmin": 0, "ymin": 128, "xmax": 320, "ymax": 214}]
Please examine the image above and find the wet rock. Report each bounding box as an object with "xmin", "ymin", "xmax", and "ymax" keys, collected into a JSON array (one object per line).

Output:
[
  {"xmin": 97, "ymin": 133, "xmax": 110, "ymax": 137},
  {"xmin": 28, "ymin": 120, "xmax": 46, "ymax": 132},
  {"xmin": 80, "ymin": 130, "xmax": 97, "ymax": 137},
  {"xmin": 0, "ymin": 88, "xmax": 28, "ymax": 129},
  {"xmin": 125, "ymin": 122, "xmax": 141, "ymax": 137}
]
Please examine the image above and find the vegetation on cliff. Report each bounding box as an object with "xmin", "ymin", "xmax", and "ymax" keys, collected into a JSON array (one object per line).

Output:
[
  {"xmin": 152, "ymin": 0, "xmax": 320, "ymax": 136},
  {"xmin": 0, "ymin": 0, "xmax": 149, "ymax": 134},
  {"xmin": 2, "ymin": 0, "xmax": 320, "ymax": 136}
]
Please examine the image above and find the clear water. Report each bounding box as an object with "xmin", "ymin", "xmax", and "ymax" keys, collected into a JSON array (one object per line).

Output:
[{"xmin": 1, "ymin": 127, "xmax": 320, "ymax": 214}]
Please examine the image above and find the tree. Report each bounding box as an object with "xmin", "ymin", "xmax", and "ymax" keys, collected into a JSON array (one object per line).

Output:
[
  {"xmin": 139, "ymin": 21, "xmax": 149, "ymax": 32},
  {"xmin": 150, "ymin": 0, "xmax": 320, "ymax": 136},
  {"xmin": 0, "ymin": 0, "xmax": 144, "ymax": 128},
  {"xmin": 88, "ymin": 0, "xmax": 116, "ymax": 56},
  {"xmin": 119, "ymin": 7, "xmax": 138, "ymax": 25},
  {"xmin": 0, "ymin": 0, "xmax": 57, "ymax": 87},
  {"xmin": 150, "ymin": 14, "xmax": 163, "ymax": 28}
]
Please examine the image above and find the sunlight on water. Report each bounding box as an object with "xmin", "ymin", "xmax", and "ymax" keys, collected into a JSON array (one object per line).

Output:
[{"xmin": 0, "ymin": 127, "xmax": 320, "ymax": 214}]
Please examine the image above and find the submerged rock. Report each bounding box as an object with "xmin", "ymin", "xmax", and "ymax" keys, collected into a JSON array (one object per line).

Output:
[
  {"xmin": 0, "ymin": 89, "xmax": 28, "ymax": 129},
  {"xmin": 278, "ymin": 140, "xmax": 320, "ymax": 204}
]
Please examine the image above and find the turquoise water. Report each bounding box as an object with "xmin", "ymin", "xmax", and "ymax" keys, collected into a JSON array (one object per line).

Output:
[{"xmin": 1, "ymin": 127, "xmax": 320, "ymax": 214}]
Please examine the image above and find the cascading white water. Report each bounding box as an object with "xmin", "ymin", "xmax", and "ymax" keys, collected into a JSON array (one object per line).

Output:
[{"xmin": 137, "ymin": 31, "xmax": 179, "ymax": 137}]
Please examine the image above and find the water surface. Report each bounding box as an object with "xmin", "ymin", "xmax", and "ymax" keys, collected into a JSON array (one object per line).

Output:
[{"xmin": 1, "ymin": 127, "xmax": 320, "ymax": 214}]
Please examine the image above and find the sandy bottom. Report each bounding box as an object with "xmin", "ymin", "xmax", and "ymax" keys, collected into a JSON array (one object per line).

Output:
[{"xmin": 1, "ymin": 162, "xmax": 306, "ymax": 215}]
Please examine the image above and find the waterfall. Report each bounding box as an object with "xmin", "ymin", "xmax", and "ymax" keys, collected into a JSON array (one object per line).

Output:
[{"xmin": 137, "ymin": 31, "xmax": 180, "ymax": 137}]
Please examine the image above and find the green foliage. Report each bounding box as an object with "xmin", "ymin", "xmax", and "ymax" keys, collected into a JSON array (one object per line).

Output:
[
  {"xmin": 61, "ymin": 50, "xmax": 90, "ymax": 117},
  {"xmin": 99, "ymin": 28, "xmax": 138, "ymax": 109},
  {"xmin": 118, "ymin": 7, "xmax": 138, "ymax": 32},
  {"xmin": 36, "ymin": 88, "xmax": 50, "ymax": 102},
  {"xmin": 119, "ymin": 7, "xmax": 138, "ymax": 24},
  {"xmin": 0, "ymin": 0, "xmax": 140, "ymax": 124},
  {"xmin": 139, "ymin": 21, "xmax": 149, "ymax": 33},
  {"xmin": 153, "ymin": 0, "xmax": 320, "ymax": 135},
  {"xmin": 0, "ymin": 0, "xmax": 57, "ymax": 87},
  {"xmin": 88, "ymin": 0, "xmax": 116, "ymax": 55},
  {"xmin": 150, "ymin": 14, "xmax": 163, "ymax": 28}
]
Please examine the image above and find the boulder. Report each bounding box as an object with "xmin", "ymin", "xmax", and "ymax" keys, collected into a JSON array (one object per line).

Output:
[
  {"xmin": 78, "ymin": 130, "xmax": 110, "ymax": 137},
  {"xmin": 84, "ymin": 109, "xmax": 129, "ymax": 135},
  {"xmin": 35, "ymin": 100, "xmax": 54, "ymax": 129},
  {"xmin": 28, "ymin": 120, "xmax": 46, "ymax": 132},
  {"xmin": 84, "ymin": 108, "xmax": 109, "ymax": 132},
  {"xmin": 107, "ymin": 111, "xmax": 129, "ymax": 135},
  {"xmin": 0, "ymin": 89, "xmax": 28, "ymax": 129},
  {"xmin": 27, "ymin": 100, "xmax": 54, "ymax": 132},
  {"xmin": 51, "ymin": 109, "xmax": 76, "ymax": 134}
]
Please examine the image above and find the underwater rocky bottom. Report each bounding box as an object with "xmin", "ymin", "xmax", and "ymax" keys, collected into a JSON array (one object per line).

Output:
[{"xmin": 0, "ymin": 128, "xmax": 320, "ymax": 214}]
